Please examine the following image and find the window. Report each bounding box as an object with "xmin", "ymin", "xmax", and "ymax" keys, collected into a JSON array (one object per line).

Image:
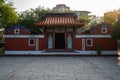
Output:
[
  {"xmin": 102, "ymin": 28, "xmax": 107, "ymax": 33},
  {"xmin": 86, "ymin": 39, "xmax": 93, "ymax": 46},
  {"xmin": 29, "ymin": 39, "xmax": 35, "ymax": 46},
  {"xmin": 14, "ymin": 29, "xmax": 19, "ymax": 34}
]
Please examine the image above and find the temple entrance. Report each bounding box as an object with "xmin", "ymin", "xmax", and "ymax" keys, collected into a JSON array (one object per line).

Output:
[
  {"xmin": 55, "ymin": 33, "xmax": 65, "ymax": 49},
  {"xmin": 46, "ymin": 28, "xmax": 74, "ymax": 51}
]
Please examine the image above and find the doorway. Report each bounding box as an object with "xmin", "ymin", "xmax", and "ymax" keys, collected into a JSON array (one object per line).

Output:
[{"xmin": 55, "ymin": 33, "xmax": 65, "ymax": 49}]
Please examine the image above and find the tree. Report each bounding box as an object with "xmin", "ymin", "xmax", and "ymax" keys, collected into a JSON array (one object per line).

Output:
[
  {"xmin": 111, "ymin": 13, "xmax": 120, "ymax": 39},
  {"xmin": 104, "ymin": 10, "xmax": 118, "ymax": 26},
  {"xmin": 18, "ymin": 6, "xmax": 48, "ymax": 34},
  {"xmin": 18, "ymin": 10, "xmax": 36, "ymax": 32},
  {"xmin": 88, "ymin": 15, "xmax": 103, "ymax": 27},
  {"xmin": 0, "ymin": 0, "xmax": 18, "ymax": 29},
  {"xmin": 78, "ymin": 15, "xmax": 90, "ymax": 23},
  {"xmin": 0, "ymin": 0, "xmax": 5, "ymax": 6}
]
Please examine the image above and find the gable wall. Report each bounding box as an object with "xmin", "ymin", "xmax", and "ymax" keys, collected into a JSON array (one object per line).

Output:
[
  {"xmin": 5, "ymin": 28, "xmax": 29, "ymax": 35},
  {"xmin": 91, "ymin": 25, "xmax": 112, "ymax": 34}
]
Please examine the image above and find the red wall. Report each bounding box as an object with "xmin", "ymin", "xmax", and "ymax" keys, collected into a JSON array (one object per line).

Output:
[
  {"xmin": 6, "ymin": 28, "xmax": 29, "ymax": 35},
  {"xmin": 92, "ymin": 38, "xmax": 117, "ymax": 50},
  {"xmin": 39, "ymin": 38, "xmax": 46, "ymax": 50},
  {"xmin": 5, "ymin": 38, "xmax": 47, "ymax": 51},
  {"xmin": 5, "ymin": 38, "xmax": 35, "ymax": 51},
  {"xmin": 74, "ymin": 38, "xmax": 82, "ymax": 50},
  {"xmin": 74, "ymin": 38, "xmax": 117, "ymax": 51}
]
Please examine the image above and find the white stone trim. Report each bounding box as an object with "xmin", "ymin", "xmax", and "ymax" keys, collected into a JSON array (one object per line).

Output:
[
  {"xmin": 101, "ymin": 27, "xmax": 107, "ymax": 33},
  {"xmin": 82, "ymin": 39, "xmax": 85, "ymax": 50},
  {"xmin": 5, "ymin": 51, "xmax": 96, "ymax": 55},
  {"xmin": 5, "ymin": 50, "xmax": 117, "ymax": 55},
  {"xmin": 101, "ymin": 51, "xmax": 117, "ymax": 55},
  {"xmin": 36, "ymin": 38, "xmax": 39, "ymax": 51},
  {"xmin": 14, "ymin": 29, "xmax": 20, "ymax": 34},
  {"xmin": 5, "ymin": 51, "xmax": 43, "ymax": 55},
  {"xmin": 75, "ymin": 51, "xmax": 97, "ymax": 55},
  {"xmin": 28, "ymin": 38, "xmax": 35, "ymax": 46},
  {"xmin": 4, "ymin": 35, "xmax": 44, "ymax": 38},
  {"xmin": 76, "ymin": 35, "xmax": 111, "ymax": 38},
  {"xmin": 75, "ymin": 50, "xmax": 117, "ymax": 55}
]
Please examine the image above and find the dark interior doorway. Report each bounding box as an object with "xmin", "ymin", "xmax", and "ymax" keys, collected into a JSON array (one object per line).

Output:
[{"xmin": 55, "ymin": 33, "xmax": 65, "ymax": 49}]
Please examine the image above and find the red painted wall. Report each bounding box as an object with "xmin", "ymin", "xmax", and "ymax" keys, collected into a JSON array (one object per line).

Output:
[
  {"xmin": 74, "ymin": 38, "xmax": 117, "ymax": 51},
  {"xmin": 39, "ymin": 38, "xmax": 46, "ymax": 50},
  {"xmin": 74, "ymin": 38, "xmax": 82, "ymax": 50},
  {"xmin": 91, "ymin": 38, "xmax": 117, "ymax": 50},
  {"xmin": 5, "ymin": 28, "xmax": 29, "ymax": 35},
  {"xmin": 5, "ymin": 38, "xmax": 35, "ymax": 51}
]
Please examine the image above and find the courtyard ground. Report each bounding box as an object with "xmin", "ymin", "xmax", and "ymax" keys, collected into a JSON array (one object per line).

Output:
[{"xmin": 0, "ymin": 56, "xmax": 120, "ymax": 80}]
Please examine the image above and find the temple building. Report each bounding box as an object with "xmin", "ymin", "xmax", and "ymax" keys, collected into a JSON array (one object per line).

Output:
[
  {"xmin": 52, "ymin": 4, "xmax": 70, "ymax": 12},
  {"xmin": 5, "ymin": 13, "xmax": 117, "ymax": 55},
  {"xmin": 74, "ymin": 11, "xmax": 91, "ymax": 17}
]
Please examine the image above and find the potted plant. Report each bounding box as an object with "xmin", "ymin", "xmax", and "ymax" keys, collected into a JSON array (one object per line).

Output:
[{"xmin": 94, "ymin": 44, "xmax": 102, "ymax": 55}]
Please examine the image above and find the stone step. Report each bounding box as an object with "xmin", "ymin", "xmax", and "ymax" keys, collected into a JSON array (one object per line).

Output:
[{"xmin": 45, "ymin": 49, "xmax": 74, "ymax": 52}]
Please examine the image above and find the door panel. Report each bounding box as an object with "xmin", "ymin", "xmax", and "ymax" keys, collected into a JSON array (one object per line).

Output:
[{"xmin": 55, "ymin": 33, "xmax": 65, "ymax": 49}]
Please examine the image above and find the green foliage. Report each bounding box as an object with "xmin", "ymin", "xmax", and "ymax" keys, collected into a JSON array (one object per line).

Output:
[
  {"xmin": 0, "ymin": 0, "xmax": 5, "ymax": 6},
  {"xmin": 0, "ymin": 0, "xmax": 18, "ymax": 29},
  {"xmin": 18, "ymin": 6, "xmax": 48, "ymax": 34},
  {"xmin": 0, "ymin": 30, "xmax": 4, "ymax": 41},
  {"xmin": 111, "ymin": 14, "xmax": 120, "ymax": 39},
  {"xmin": 0, "ymin": 47, "xmax": 5, "ymax": 56},
  {"xmin": 104, "ymin": 10, "xmax": 118, "ymax": 26},
  {"xmin": 78, "ymin": 15, "xmax": 90, "ymax": 23},
  {"xmin": 88, "ymin": 15, "xmax": 104, "ymax": 28},
  {"xmin": 94, "ymin": 44, "xmax": 102, "ymax": 52}
]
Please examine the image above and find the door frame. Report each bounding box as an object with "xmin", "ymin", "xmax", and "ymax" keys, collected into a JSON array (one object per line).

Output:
[{"xmin": 82, "ymin": 39, "xmax": 85, "ymax": 51}]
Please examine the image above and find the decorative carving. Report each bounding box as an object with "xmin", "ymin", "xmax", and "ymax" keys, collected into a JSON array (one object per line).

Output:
[
  {"xmin": 55, "ymin": 27, "xmax": 65, "ymax": 32},
  {"xmin": 48, "ymin": 34, "xmax": 53, "ymax": 48},
  {"xmin": 67, "ymin": 34, "xmax": 72, "ymax": 48}
]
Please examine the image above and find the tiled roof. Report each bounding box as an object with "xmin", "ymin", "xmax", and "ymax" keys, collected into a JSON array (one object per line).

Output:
[{"xmin": 36, "ymin": 13, "xmax": 84, "ymax": 26}]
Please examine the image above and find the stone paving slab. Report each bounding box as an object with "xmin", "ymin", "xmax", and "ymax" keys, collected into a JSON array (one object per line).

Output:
[{"xmin": 0, "ymin": 56, "xmax": 120, "ymax": 80}]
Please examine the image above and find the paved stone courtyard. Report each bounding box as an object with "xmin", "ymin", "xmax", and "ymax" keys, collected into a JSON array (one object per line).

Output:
[{"xmin": 0, "ymin": 56, "xmax": 120, "ymax": 80}]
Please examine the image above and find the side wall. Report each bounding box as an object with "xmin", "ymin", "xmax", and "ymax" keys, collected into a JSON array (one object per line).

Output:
[
  {"xmin": 74, "ymin": 35, "xmax": 117, "ymax": 51},
  {"xmin": 5, "ymin": 38, "xmax": 36, "ymax": 51},
  {"xmin": 74, "ymin": 38, "xmax": 82, "ymax": 50},
  {"xmin": 5, "ymin": 35, "xmax": 46, "ymax": 51},
  {"xmin": 39, "ymin": 38, "xmax": 46, "ymax": 50},
  {"xmin": 86, "ymin": 38, "xmax": 117, "ymax": 50}
]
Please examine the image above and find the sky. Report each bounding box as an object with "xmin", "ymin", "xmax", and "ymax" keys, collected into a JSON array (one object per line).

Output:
[{"xmin": 11, "ymin": 0, "xmax": 120, "ymax": 16}]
